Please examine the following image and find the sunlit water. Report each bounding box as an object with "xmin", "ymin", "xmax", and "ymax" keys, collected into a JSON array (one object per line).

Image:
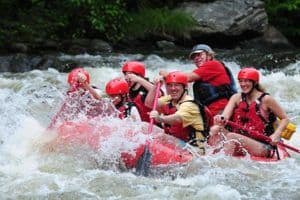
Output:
[{"xmin": 1, "ymin": 53, "xmax": 300, "ymax": 200}]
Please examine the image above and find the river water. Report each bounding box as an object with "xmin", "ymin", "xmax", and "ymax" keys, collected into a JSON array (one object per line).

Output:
[{"xmin": 0, "ymin": 52, "xmax": 300, "ymax": 200}]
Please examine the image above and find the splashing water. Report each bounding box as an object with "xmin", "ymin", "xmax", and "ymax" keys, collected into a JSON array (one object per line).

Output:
[{"xmin": 1, "ymin": 54, "xmax": 300, "ymax": 200}]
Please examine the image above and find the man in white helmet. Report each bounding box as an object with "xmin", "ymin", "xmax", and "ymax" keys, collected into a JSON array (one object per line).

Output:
[{"xmin": 160, "ymin": 44, "xmax": 237, "ymax": 116}]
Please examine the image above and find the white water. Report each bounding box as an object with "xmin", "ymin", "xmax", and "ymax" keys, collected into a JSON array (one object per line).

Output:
[{"xmin": 1, "ymin": 53, "xmax": 300, "ymax": 200}]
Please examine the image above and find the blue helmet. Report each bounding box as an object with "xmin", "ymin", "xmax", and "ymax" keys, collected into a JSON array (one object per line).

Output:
[{"xmin": 189, "ymin": 44, "xmax": 215, "ymax": 59}]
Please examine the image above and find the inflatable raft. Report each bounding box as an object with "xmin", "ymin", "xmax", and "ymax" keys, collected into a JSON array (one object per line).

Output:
[
  {"xmin": 48, "ymin": 96, "xmax": 292, "ymax": 175},
  {"xmin": 54, "ymin": 120, "xmax": 194, "ymax": 171}
]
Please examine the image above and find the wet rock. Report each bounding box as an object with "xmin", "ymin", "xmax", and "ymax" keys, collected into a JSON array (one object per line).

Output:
[
  {"xmin": 178, "ymin": 0, "xmax": 268, "ymax": 45},
  {"xmin": 89, "ymin": 39, "xmax": 112, "ymax": 53},
  {"xmin": 156, "ymin": 40, "xmax": 177, "ymax": 52},
  {"xmin": 9, "ymin": 43, "xmax": 29, "ymax": 53}
]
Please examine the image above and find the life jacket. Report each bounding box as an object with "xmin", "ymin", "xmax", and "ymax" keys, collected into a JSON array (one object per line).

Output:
[
  {"xmin": 193, "ymin": 64, "xmax": 237, "ymax": 106},
  {"xmin": 116, "ymin": 101, "xmax": 136, "ymax": 119},
  {"xmin": 183, "ymin": 99, "xmax": 214, "ymax": 138},
  {"xmin": 161, "ymin": 102, "xmax": 191, "ymax": 141},
  {"xmin": 160, "ymin": 100, "xmax": 212, "ymax": 144},
  {"xmin": 129, "ymin": 85, "xmax": 152, "ymax": 122},
  {"xmin": 231, "ymin": 93, "xmax": 276, "ymax": 136}
]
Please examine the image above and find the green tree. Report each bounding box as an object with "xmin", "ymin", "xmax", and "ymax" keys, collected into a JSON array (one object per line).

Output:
[{"xmin": 264, "ymin": 0, "xmax": 300, "ymax": 45}]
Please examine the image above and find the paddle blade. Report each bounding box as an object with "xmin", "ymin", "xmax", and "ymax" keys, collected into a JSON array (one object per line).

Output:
[{"xmin": 135, "ymin": 146, "xmax": 152, "ymax": 177}]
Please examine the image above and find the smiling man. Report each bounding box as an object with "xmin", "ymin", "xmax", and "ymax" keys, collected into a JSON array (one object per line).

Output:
[
  {"xmin": 160, "ymin": 44, "xmax": 237, "ymax": 116},
  {"xmin": 145, "ymin": 71, "xmax": 206, "ymax": 154}
]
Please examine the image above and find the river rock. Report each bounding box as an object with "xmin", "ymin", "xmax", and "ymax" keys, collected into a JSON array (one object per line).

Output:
[{"xmin": 178, "ymin": 0, "xmax": 268, "ymax": 41}]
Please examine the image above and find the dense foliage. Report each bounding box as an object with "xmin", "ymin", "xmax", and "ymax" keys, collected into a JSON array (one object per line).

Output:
[
  {"xmin": 0, "ymin": 0, "xmax": 197, "ymax": 46},
  {"xmin": 0, "ymin": 0, "xmax": 299, "ymax": 49},
  {"xmin": 0, "ymin": 0, "xmax": 130, "ymax": 44},
  {"xmin": 263, "ymin": 0, "xmax": 300, "ymax": 45},
  {"xmin": 124, "ymin": 8, "xmax": 197, "ymax": 40}
]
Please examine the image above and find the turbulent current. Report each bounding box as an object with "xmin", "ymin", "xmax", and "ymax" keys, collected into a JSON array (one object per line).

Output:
[{"xmin": 0, "ymin": 53, "xmax": 300, "ymax": 200}]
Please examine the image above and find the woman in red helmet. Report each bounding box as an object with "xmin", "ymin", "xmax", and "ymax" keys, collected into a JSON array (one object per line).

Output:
[
  {"xmin": 209, "ymin": 67, "xmax": 289, "ymax": 158},
  {"xmin": 122, "ymin": 61, "xmax": 158, "ymax": 122},
  {"xmin": 105, "ymin": 77, "xmax": 141, "ymax": 121},
  {"xmin": 146, "ymin": 71, "xmax": 206, "ymax": 154}
]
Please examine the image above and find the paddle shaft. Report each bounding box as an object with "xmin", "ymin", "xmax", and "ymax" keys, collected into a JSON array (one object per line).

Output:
[
  {"xmin": 136, "ymin": 83, "xmax": 161, "ymax": 176},
  {"xmin": 225, "ymin": 119, "xmax": 300, "ymax": 154},
  {"xmin": 148, "ymin": 82, "xmax": 161, "ymax": 134}
]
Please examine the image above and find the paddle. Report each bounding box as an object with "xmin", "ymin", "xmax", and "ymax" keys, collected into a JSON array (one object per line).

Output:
[
  {"xmin": 148, "ymin": 82, "xmax": 162, "ymax": 134},
  {"xmin": 135, "ymin": 82, "xmax": 161, "ymax": 176},
  {"xmin": 224, "ymin": 118, "xmax": 300, "ymax": 154}
]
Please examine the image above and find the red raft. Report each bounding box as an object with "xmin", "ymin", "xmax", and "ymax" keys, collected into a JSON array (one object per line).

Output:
[{"xmin": 54, "ymin": 120, "xmax": 194, "ymax": 170}]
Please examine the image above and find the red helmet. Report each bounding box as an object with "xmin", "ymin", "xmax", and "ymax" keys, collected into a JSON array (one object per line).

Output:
[
  {"xmin": 67, "ymin": 67, "xmax": 90, "ymax": 86},
  {"xmin": 105, "ymin": 78, "xmax": 129, "ymax": 95},
  {"xmin": 165, "ymin": 71, "xmax": 188, "ymax": 86},
  {"xmin": 122, "ymin": 61, "xmax": 145, "ymax": 77},
  {"xmin": 238, "ymin": 67, "xmax": 260, "ymax": 82}
]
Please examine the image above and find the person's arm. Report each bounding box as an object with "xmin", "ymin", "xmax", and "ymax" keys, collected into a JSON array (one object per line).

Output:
[
  {"xmin": 159, "ymin": 70, "xmax": 168, "ymax": 77},
  {"xmin": 125, "ymin": 73, "xmax": 154, "ymax": 92},
  {"xmin": 77, "ymin": 72, "xmax": 102, "ymax": 100},
  {"xmin": 84, "ymin": 85, "xmax": 102, "ymax": 100},
  {"xmin": 152, "ymin": 112, "xmax": 182, "ymax": 125},
  {"xmin": 160, "ymin": 70, "xmax": 200, "ymax": 83},
  {"xmin": 213, "ymin": 93, "xmax": 239, "ymax": 125},
  {"xmin": 185, "ymin": 72, "xmax": 201, "ymax": 82},
  {"xmin": 264, "ymin": 95, "xmax": 289, "ymax": 144},
  {"xmin": 144, "ymin": 77, "xmax": 164, "ymax": 109}
]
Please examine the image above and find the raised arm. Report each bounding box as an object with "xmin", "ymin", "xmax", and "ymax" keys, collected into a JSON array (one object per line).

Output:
[
  {"xmin": 78, "ymin": 72, "xmax": 102, "ymax": 100},
  {"xmin": 125, "ymin": 73, "xmax": 154, "ymax": 92},
  {"xmin": 264, "ymin": 95, "xmax": 289, "ymax": 144},
  {"xmin": 160, "ymin": 70, "xmax": 200, "ymax": 83},
  {"xmin": 213, "ymin": 93, "xmax": 239, "ymax": 125},
  {"xmin": 185, "ymin": 72, "xmax": 201, "ymax": 82},
  {"xmin": 145, "ymin": 81, "xmax": 159, "ymax": 109}
]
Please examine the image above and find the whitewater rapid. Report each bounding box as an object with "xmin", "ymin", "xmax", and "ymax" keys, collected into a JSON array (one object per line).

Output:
[{"xmin": 0, "ymin": 53, "xmax": 300, "ymax": 200}]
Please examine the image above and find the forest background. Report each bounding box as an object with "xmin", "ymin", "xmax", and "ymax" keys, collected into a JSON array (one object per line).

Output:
[{"xmin": 0, "ymin": 0, "xmax": 299, "ymax": 54}]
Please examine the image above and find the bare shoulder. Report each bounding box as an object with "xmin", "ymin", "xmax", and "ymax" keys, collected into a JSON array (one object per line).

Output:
[
  {"xmin": 226, "ymin": 93, "xmax": 241, "ymax": 108},
  {"xmin": 261, "ymin": 94, "xmax": 279, "ymax": 110},
  {"xmin": 261, "ymin": 94, "xmax": 276, "ymax": 104},
  {"xmin": 230, "ymin": 93, "xmax": 241, "ymax": 102}
]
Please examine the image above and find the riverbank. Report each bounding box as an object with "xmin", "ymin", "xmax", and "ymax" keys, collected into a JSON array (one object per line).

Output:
[{"xmin": 1, "ymin": 45, "xmax": 299, "ymax": 73}]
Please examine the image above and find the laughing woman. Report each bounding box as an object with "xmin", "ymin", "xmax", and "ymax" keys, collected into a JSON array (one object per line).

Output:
[{"xmin": 208, "ymin": 67, "xmax": 289, "ymax": 158}]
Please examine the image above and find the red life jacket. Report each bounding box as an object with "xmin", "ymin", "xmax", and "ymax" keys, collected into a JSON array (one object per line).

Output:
[
  {"xmin": 231, "ymin": 93, "xmax": 276, "ymax": 136},
  {"xmin": 160, "ymin": 102, "xmax": 192, "ymax": 142},
  {"xmin": 129, "ymin": 86, "xmax": 152, "ymax": 122}
]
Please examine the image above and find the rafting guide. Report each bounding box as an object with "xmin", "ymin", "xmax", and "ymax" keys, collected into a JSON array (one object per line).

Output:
[{"xmin": 160, "ymin": 44, "xmax": 237, "ymax": 117}]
